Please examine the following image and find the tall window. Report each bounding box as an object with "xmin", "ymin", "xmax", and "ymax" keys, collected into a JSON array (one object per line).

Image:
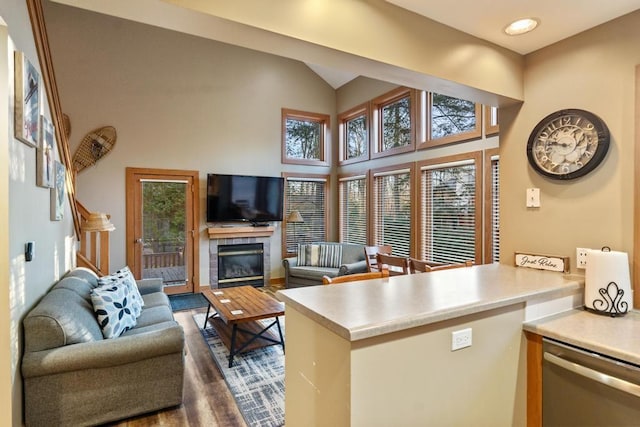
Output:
[
  {"xmin": 283, "ymin": 174, "xmax": 328, "ymax": 256},
  {"xmin": 372, "ymin": 87, "xmax": 415, "ymax": 158},
  {"xmin": 282, "ymin": 109, "xmax": 329, "ymax": 166},
  {"xmin": 372, "ymin": 166, "xmax": 412, "ymax": 257},
  {"xmin": 484, "ymin": 149, "xmax": 500, "ymax": 263},
  {"xmin": 339, "ymin": 103, "xmax": 369, "ymax": 164},
  {"xmin": 339, "ymin": 174, "xmax": 367, "ymax": 245},
  {"xmin": 418, "ymin": 153, "xmax": 482, "ymax": 264}
]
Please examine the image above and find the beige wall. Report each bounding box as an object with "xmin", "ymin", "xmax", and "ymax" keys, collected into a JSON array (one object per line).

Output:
[
  {"xmin": 53, "ymin": 0, "xmax": 524, "ymax": 106},
  {"xmin": 501, "ymin": 11, "xmax": 640, "ymax": 276},
  {"xmin": 1, "ymin": 1, "xmax": 77, "ymax": 425},
  {"xmin": 44, "ymin": 2, "xmax": 336, "ymax": 286}
]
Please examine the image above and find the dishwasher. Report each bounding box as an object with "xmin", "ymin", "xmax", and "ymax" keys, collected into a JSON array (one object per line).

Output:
[{"xmin": 543, "ymin": 338, "xmax": 640, "ymax": 426}]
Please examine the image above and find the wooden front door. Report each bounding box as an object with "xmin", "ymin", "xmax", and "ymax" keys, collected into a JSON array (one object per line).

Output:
[{"xmin": 126, "ymin": 168, "xmax": 199, "ymax": 295}]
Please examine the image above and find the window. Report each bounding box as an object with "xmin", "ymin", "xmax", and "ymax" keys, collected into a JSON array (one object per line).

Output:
[
  {"xmin": 484, "ymin": 149, "xmax": 500, "ymax": 263},
  {"xmin": 371, "ymin": 87, "xmax": 415, "ymax": 158},
  {"xmin": 282, "ymin": 173, "xmax": 329, "ymax": 256},
  {"xmin": 339, "ymin": 103, "xmax": 369, "ymax": 164},
  {"xmin": 417, "ymin": 91, "xmax": 481, "ymax": 149},
  {"xmin": 339, "ymin": 174, "xmax": 367, "ymax": 245},
  {"xmin": 418, "ymin": 152, "xmax": 482, "ymax": 264},
  {"xmin": 372, "ymin": 165, "xmax": 413, "ymax": 257},
  {"xmin": 484, "ymin": 105, "xmax": 500, "ymax": 136},
  {"xmin": 282, "ymin": 109, "xmax": 329, "ymax": 165}
]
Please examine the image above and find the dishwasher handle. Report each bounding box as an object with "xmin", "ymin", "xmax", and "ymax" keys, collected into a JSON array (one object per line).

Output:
[{"xmin": 544, "ymin": 352, "xmax": 640, "ymax": 398}]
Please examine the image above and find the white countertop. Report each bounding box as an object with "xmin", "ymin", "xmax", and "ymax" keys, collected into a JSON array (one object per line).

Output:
[
  {"xmin": 277, "ymin": 264, "xmax": 582, "ymax": 341},
  {"xmin": 524, "ymin": 308, "xmax": 640, "ymax": 365}
]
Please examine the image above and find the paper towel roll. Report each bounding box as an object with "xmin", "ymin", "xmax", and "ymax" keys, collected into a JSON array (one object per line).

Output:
[{"xmin": 584, "ymin": 248, "xmax": 632, "ymax": 316}]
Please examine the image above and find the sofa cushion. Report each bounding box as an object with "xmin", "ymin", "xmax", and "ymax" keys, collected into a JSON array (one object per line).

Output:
[
  {"xmin": 340, "ymin": 243, "xmax": 367, "ymax": 264},
  {"xmin": 91, "ymin": 283, "xmax": 138, "ymax": 339},
  {"xmin": 24, "ymin": 288, "xmax": 104, "ymax": 352},
  {"xmin": 289, "ymin": 265, "xmax": 340, "ymax": 280},
  {"xmin": 52, "ymin": 276, "xmax": 98, "ymax": 303},
  {"xmin": 98, "ymin": 266, "xmax": 144, "ymax": 317},
  {"xmin": 141, "ymin": 291, "xmax": 170, "ymax": 308},
  {"xmin": 297, "ymin": 244, "xmax": 343, "ymax": 268},
  {"xmin": 297, "ymin": 244, "xmax": 320, "ymax": 266},
  {"xmin": 131, "ymin": 305, "xmax": 175, "ymax": 329},
  {"xmin": 63, "ymin": 267, "xmax": 99, "ymax": 287}
]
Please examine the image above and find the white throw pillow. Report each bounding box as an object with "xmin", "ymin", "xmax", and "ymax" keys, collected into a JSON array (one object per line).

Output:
[
  {"xmin": 97, "ymin": 266, "xmax": 144, "ymax": 317},
  {"xmin": 91, "ymin": 283, "xmax": 137, "ymax": 339}
]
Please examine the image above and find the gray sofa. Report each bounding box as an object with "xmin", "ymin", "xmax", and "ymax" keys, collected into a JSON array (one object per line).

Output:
[
  {"xmin": 21, "ymin": 267, "xmax": 185, "ymax": 426},
  {"xmin": 283, "ymin": 242, "xmax": 368, "ymax": 288}
]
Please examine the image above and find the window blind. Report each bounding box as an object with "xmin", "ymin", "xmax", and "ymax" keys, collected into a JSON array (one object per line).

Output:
[
  {"xmin": 339, "ymin": 176, "xmax": 367, "ymax": 245},
  {"xmin": 420, "ymin": 162, "xmax": 477, "ymax": 263},
  {"xmin": 373, "ymin": 170, "xmax": 411, "ymax": 257},
  {"xmin": 491, "ymin": 156, "xmax": 500, "ymax": 262},
  {"xmin": 285, "ymin": 178, "xmax": 327, "ymax": 254}
]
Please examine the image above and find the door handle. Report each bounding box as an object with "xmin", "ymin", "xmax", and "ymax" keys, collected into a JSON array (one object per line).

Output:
[
  {"xmin": 135, "ymin": 238, "xmax": 143, "ymax": 244},
  {"xmin": 544, "ymin": 352, "xmax": 640, "ymax": 398}
]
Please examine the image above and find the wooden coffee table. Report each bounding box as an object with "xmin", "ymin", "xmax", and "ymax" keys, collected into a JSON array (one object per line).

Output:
[{"xmin": 202, "ymin": 286, "xmax": 285, "ymax": 367}]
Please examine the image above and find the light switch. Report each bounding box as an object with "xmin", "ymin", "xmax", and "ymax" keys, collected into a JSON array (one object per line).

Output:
[{"xmin": 526, "ymin": 188, "xmax": 540, "ymax": 208}]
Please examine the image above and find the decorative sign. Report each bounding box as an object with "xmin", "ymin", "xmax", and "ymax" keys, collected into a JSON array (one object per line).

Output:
[{"xmin": 514, "ymin": 252, "xmax": 569, "ymax": 273}]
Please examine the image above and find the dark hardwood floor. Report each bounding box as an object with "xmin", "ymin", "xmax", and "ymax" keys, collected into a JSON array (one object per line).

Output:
[{"xmin": 109, "ymin": 307, "xmax": 247, "ymax": 427}]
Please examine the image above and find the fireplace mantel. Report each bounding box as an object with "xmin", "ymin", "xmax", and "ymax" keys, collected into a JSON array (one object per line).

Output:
[{"xmin": 208, "ymin": 226, "xmax": 275, "ymax": 239}]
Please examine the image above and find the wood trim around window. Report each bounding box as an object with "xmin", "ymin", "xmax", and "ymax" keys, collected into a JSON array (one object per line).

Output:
[
  {"xmin": 281, "ymin": 108, "xmax": 330, "ymax": 166},
  {"xmin": 416, "ymin": 151, "xmax": 483, "ymax": 265},
  {"xmin": 338, "ymin": 102, "xmax": 370, "ymax": 165},
  {"xmin": 281, "ymin": 172, "xmax": 330, "ymax": 258},
  {"xmin": 484, "ymin": 148, "xmax": 499, "ymax": 264},
  {"xmin": 484, "ymin": 105, "xmax": 500, "ymax": 136},
  {"xmin": 370, "ymin": 87, "xmax": 416, "ymax": 159},
  {"xmin": 418, "ymin": 93, "xmax": 482, "ymax": 149}
]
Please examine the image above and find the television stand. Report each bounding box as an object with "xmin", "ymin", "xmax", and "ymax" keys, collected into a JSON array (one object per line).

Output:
[{"xmin": 251, "ymin": 222, "xmax": 270, "ymax": 227}]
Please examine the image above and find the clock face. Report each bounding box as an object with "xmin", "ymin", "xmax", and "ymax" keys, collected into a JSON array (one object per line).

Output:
[{"xmin": 526, "ymin": 109, "xmax": 610, "ymax": 180}]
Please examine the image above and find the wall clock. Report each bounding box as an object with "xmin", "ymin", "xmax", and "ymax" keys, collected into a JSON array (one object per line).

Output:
[{"xmin": 526, "ymin": 109, "xmax": 610, "ymax": 180}]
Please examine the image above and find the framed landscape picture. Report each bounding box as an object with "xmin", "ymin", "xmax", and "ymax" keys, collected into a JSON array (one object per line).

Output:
[
  {"xmin": 51, "ymin": 161, "xmax": 65, "ymax": 221},
  {"xmin": 14, "ymin": 51, "xmax": 40, "ymax": 147},
  {"xmin": 36, "ymin": 115, "xmax": 55, "ymax": 188}
]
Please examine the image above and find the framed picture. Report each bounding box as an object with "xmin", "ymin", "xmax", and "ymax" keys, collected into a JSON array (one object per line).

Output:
[
  {"xmin": 37, "ymin": 115, "xmax": 55, "ymax": 188},
  {"xmin": 14, "ymin": 51, "xmax": 40, "ymax": 147},
  {"xmin": 51, "ymin": 161, "xmax": 65, "ymax": 221}
]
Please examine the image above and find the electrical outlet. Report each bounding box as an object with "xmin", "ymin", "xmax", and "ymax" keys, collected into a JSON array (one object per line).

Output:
[
  {"xmin": 577, "ymin": 248, "xmax": 589, "ymax": 269},
  {"xmin": 451, "ymin": 328, "xmax": 472, "ymax": 351}
]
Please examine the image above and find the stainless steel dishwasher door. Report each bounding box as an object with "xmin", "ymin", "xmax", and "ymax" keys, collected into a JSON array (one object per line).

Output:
[{"xmin": 543, "ymin": 338, "xmax": 640, "ymax": 426}]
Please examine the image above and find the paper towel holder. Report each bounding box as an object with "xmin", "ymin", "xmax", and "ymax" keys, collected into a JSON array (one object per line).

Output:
[
  {"xmin": 588, "ymin": 281, "xmax": 629, "ymax": 317},
  {"xmin": 585, "ymin": 246, "xmax": 630, "ymax": 317}
]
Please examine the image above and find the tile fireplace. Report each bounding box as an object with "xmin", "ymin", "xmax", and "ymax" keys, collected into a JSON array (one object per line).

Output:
[{"xmin": 208, "ymin": 227, "xmax": 273, "ymax": 289}]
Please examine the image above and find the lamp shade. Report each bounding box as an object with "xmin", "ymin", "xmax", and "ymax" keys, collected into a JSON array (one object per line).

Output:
[
  {"xmin": 287, "ymin": 210, "xmax": 304, "ymax": 223},
  {"xmin": 81, "ymin": 212, "xmax": 115, "ymax": 232}
]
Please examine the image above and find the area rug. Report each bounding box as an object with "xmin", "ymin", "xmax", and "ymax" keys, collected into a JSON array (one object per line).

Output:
[
  {"xmin": 192, "ymin": 313, "xmax": 285, "ymax": 427},
  {"xmin": 168, "ymin": 293, "xmax": 209, "ymax": 312}
]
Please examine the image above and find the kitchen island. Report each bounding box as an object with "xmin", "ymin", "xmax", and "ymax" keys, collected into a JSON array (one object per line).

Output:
[{"xmin": 277, "ymin": 264, "xmax": 583, "ymax": 426}]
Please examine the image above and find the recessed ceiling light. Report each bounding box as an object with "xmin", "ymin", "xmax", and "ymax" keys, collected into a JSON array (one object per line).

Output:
[{"xmin": 504, "ymin": 18, "xmax": 539, "ymax": 36}]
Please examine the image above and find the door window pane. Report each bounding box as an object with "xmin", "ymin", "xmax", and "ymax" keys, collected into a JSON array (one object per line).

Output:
[{"xmin": 142, "ymin": 181, "xmax": 187, "ymax": 286}]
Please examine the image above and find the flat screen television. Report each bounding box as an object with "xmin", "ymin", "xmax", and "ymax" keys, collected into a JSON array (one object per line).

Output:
[{"xmin": 206, "ymin": 173, "xmax": 284, "ymax": 224}]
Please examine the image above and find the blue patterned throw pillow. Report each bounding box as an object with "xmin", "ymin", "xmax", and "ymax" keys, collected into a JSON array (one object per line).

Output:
[
  {"xmin": 91, "ymin": 283, "xmax": 137, "ymax": 339},
  {"xmin": 97, "ymin": 266, "xmax": 144, "ymax": 317}
]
